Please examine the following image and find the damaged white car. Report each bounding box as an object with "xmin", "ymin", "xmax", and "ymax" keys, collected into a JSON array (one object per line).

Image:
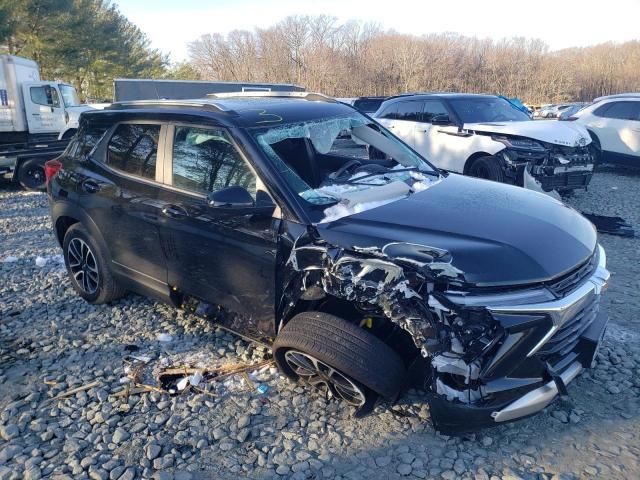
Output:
[{"xmin": 373, "ymin": 93, "xmax": 596, "ymax": 195}]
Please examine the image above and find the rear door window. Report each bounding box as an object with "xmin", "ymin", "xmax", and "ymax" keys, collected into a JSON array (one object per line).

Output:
[
  {"xmin": 421, "ymin": 100, "xmax": 449, "ymax": 122},
  {"xmin": 396, "ymin": 101, "xmax": 422, "ymax": 121},
  {"xmin": 595, "ymin": 101, "xmax": 640, "ymax": 120},
  {"xmin": 106, "ymin": 124, "xmax": 160, "ymax": 180},
  {"xmin": 378, "ymin": 103, "xmax": 399, "ymax": 120}
]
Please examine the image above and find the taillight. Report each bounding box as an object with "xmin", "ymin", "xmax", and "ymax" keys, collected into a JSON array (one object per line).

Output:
[{"xmin": 44, "ymin": 159, "xmax": 62, "ymax": 182}]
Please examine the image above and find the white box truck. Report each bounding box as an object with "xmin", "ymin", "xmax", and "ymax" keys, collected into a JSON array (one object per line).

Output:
[
  {"xmin": 0, "ymin": 55, "xmax": 95, "ymax": 190},
  {"xmin": 0, "ymin": 54, "xmax": 93, "ymax": 143}
]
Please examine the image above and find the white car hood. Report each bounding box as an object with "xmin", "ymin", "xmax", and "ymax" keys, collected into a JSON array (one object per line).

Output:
[{"xmin": 463, "ymin": 120, "xmax": 591, "ymax": 147}]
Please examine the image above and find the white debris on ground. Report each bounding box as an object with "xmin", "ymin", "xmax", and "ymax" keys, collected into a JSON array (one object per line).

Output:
[
  {"xmin": 1, "ymin": 255, "xmax": 19, "ymax": 263},
  {"xmin": 34, "ymin": 254, "xmax": 64, "ymax": 267},
  {"xmin": 156, "ymin": 333, "xmax": 173, "ymax": 342}
]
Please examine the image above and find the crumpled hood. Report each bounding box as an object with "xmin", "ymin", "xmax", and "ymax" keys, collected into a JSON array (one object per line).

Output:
[
  {"xmin": 464, "ymin": 120, "xmax": 591, "ymax": 147},
  {"xmin": 318, "ymin": 174, "xmax": 597, "ymax": 286}
]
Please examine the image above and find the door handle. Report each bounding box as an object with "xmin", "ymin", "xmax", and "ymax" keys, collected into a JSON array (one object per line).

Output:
[
  {"xmin": 161, "ymin": 204, "xmax": 188, "ymax": 219},
  {"xmin": 82, "ymin": 179, "xmax": 102, "ymax": 194}
]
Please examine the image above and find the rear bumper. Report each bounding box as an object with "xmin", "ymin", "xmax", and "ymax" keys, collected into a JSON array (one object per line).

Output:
[{"xmin": 429, "ymin": 308, "xmax": 608, "ymax": 434}]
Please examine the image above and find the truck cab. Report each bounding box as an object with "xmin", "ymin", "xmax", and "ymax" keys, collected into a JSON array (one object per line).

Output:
[{"xmin": 0, "ymin": 55, "xmax": 87, "ymax": 144}]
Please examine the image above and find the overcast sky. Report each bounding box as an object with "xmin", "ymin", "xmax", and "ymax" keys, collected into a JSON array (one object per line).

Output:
[{"xmin": 116, "ymin": 0, "xmax": 640, "ymax": 62}]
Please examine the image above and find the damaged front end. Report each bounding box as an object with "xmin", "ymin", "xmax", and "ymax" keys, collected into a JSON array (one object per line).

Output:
[
  {"xmin": 280, "ymin": 231, "xmax": 610, "ymax": 434},
  {"xmin": 493, "ymin": 135, "xmax": 595, "ymax": 194}
]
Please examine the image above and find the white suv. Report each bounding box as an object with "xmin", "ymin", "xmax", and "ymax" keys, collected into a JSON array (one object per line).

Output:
[
  {"xmin": 565, "ymin": 95, "xmax": 640, "ymax": 166},
  {"xmin": 373, "ymin": 94, "xmax": 596, "ymax": 193}
]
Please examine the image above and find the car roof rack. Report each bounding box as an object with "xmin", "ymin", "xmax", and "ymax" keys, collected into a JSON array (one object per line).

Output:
[
  {"xmin": 593, "ymin": 93, "xmax": 640, "ymax": 102},
  {"xmin": 207, "ymin": 91, "xmax": 336, "ymax": 103},
  {"xmin": 107, "ymin": 99, "xmax": 234, "ymax": 113}
]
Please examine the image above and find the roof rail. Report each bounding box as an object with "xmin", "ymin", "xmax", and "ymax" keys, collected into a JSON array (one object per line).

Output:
[
  {"xmin": 207, "ymin": 91, "xmax": 336, "ymax": 103},
  {"xmin": 593, "ymin": 93, "xmax": 640, "ymax": 102},
  {"xmin": 107, "ymin": 99, "xmax": 234, "ymax": 113}
]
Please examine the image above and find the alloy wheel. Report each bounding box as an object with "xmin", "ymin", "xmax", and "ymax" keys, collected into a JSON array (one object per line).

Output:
[
  {"xmin": 283, "ymin": 350, "xmax": 366, "ymax": 407},
  {"xmin": 67, "ymin": 238, "xmax": 99, "ymax": 294}
]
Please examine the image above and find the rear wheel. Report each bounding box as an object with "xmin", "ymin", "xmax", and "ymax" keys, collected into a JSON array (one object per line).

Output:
[
  {"xmin": 17, "ymin": 159, "xmax": 46, "ymax": 191},
  {"xmin": 62, "ymin": 224, "xmax": 125, "ymax": 304},
  {"xmin": 468, "ymin": 155, "xmax": 506, "ymax": 183},
  {"xmin": 273, "ymin": 311, "xmax": 406, "ymax": 407}
]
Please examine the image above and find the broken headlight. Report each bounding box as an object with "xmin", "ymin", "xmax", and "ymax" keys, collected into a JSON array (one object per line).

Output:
[{"xmin": 493, "ymin": 135, "xmax": 546, "ymax": 152}]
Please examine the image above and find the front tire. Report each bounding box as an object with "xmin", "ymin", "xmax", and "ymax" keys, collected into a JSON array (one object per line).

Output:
[
  {"xmin": 17, "ymin": 159, "xmax": 46, "ymax": 191},
  {"xmin": 468, "ymin": 155, "xmax": 506, "ymax": 183},
  {"xmin": 62, "ymin": 224, "xmax": 125, "ymax": 304},
  {"xmin": 273, "ymin": 312, "xmax": 406, "ymax": 405}
]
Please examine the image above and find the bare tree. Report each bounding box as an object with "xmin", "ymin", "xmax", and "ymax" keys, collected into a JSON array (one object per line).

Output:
[{"xmin": 186, "ymin": 16, "xmax": 640, "ymax": 103}]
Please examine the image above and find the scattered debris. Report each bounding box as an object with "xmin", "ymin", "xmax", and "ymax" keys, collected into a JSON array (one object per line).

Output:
[
  {"xmin": 47, "ymin": 380, "xmax": 101, "ymax": 403},
  {"xmin": 157, "ymin": 333, "xmax": 173, "ymax": 342},
  {"xmin": 34, "ymin": 254, "xmax": 64, "ymax": 267},
  {"xmin": 1, "ymin": 255, "xmax": 19, "ymax": 263},
  {"xmin": 582, "ymin": 213, "xmax": 635, "ymax": 237}
]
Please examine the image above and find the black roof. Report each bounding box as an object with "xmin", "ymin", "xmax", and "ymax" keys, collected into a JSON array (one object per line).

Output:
[{"xmin": 85, "ymin": 93, "xmax": 356, "ymax": 129}]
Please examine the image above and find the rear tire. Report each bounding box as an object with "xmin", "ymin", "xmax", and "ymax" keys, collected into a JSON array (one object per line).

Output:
[
  {"xmin": 62, "ymin": 224, "xmax": 126, "ymax": 304},
  {"xmin": 273, "ymin": 312, "xmax": 406, "ymax": 403},
  {"xmin": 17, "ymin": 159, "xmax": 46, "ymax": 191},
  {"xmin": 468, "ymin": 155, "xmax": 506, "ymax": 183}
]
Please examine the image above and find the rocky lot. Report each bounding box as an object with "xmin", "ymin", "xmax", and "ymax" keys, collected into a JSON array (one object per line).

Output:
[{"xmin": 0, "ymin": 168, "xmax": 639, "ymax": 480}]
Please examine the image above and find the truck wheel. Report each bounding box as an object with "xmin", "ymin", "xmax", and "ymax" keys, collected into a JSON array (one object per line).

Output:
[
  {"xmin": 468, "ymin": 155, "xmax": 505, "ymax": 183},
  {"xmin": 17, "ymin": 159, "xmax": 46, "ymax": 191},
  {"xmin": 273, "ymin": 312, "xmax": 406, "ymax": 406},
  {"xmin": 62, "ymin": 224, "xmax": 126, "ymax": 304}
]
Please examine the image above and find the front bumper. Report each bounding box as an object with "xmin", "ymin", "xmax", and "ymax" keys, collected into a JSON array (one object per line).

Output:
[
  {"xmin": 500, "ymin": 145, "xmax": 595, "ymax": 192},
  {"xmin": 429, "ymin": 308, "xmax": 608, "ymax": 434},
  {"xmin": 429, "ymin": 246, "xmax": 610, "ymax": 434}
]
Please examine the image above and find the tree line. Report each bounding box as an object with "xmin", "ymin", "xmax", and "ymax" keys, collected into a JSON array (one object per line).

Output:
[
  {"xmin": 0, "ymin": 0, "xmax": 195, "ymax": 101},
  {"xmin": 187, "ymin": 15, "xmax": 640, "ymax": 104},
  {"xmin": 1, "ymin": 6, "xmax": 637, "ymax": 104}
]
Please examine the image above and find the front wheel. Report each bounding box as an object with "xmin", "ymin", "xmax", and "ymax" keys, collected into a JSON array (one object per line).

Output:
[
  {"xmin": 62, "ymin": 224, "xmax": 126, "ymax": 304},
  {"xmin": 468, "ymin": 155, "xmax": 506, "ymax": 183},
  {"xmin": 17, "ymin": 159, "xmax": 46, "ymax": 191},
  {"xmin": 273, "ymin": 312, "xmax": 406, "ymax": 408}
]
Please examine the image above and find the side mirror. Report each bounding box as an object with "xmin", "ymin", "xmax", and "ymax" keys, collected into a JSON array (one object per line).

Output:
[
  {"xmin": 207, "ymin": 186, "xmax": 254, "ymax": 208},
  {"xmin": 431, "ymin": 114, "xmax": 452, "ymax": 125}
]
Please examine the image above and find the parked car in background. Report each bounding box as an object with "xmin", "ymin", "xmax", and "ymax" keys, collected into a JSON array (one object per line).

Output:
[
  {"xmin": 373, "ymin": 93, "xmax": 596, "ymax": 193},
  {"xmin": 351, "ymin": 96, "xmax": 388, "ymax": 114},
  {"xmin": 567, "ymin": 94, "xmax": 640, "ymax": 166},
  {"xmin": 558, "ymin": 103, "xmax": 589, "ymax": 120},
  {"xmin": 537, "ymin": 104, "xmax": 574, "ymax": 119},
  {"xmin": 46, "ymin": 92, "xmax": 609, "ymax": 434}
]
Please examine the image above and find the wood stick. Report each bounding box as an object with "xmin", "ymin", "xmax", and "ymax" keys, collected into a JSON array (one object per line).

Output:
[{"xmin": 49, "ymin": 380, "xmax": 100, "ymax": 401}]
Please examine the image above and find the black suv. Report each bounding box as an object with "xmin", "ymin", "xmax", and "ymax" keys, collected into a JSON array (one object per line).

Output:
[{"xmin": 46, "ymin": 92, "xmax": 610, "ymax": 433}]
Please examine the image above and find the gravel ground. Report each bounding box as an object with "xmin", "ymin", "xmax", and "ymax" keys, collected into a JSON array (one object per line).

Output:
[{"xmin": 0, "ymin": 170, "xmax": 639, "ymax": 480}]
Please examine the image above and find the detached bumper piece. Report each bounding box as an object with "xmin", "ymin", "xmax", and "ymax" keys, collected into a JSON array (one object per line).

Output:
[
  {"xmin": 429, "ymin": 309, "xmax": 608, "ymax": 434},
  {"xmin": 430, "ymin": 250, "xmax": 609, "ymax": 435},
  {"xmin": 538, "ymin": 170, "xmax": 593, "ymax": 192}
]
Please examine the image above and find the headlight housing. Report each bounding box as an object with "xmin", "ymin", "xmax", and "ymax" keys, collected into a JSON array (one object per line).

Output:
[{"xmin": 492, "ymin": 135, "xmax": 546, "ymax": 152}]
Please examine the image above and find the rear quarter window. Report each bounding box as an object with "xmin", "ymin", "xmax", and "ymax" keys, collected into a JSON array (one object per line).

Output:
[{"xmin": 106, "ymin": 123, "xmax": 160, "ymax": 180}]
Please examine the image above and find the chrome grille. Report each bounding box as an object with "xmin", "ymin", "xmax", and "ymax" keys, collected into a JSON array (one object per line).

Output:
[
  {"xmin": 535, "ymin": 293, "xmax": 600, "ymax": 359},
  {"xmin": 546, "ymin": 254, "xmax": 597, "ymax": 298}
]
